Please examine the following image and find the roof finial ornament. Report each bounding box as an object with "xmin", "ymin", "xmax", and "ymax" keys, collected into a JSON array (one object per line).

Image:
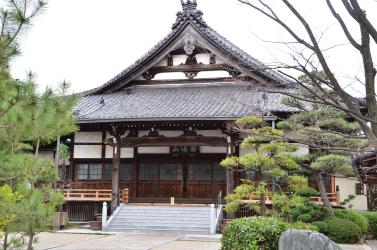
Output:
[
  {"xmin": 173, "ymin": 0, "xmax": 206, "ymax": 30},
  {"xmin": 181, "ymin": 0, "xmax": 198, "ymax": 13}
]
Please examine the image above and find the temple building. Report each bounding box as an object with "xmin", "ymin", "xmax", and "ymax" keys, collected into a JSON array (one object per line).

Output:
[{"xmin": 59, "ymin": 0, "xmax": 368, "ymax": 227}]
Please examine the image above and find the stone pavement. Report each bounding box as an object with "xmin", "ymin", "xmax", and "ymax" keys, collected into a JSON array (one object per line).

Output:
[
  {"xmin": 338, "ymin": 240, "xmax": 377, "ymax": 250},
  {"xmin": 31, "ymin": 232, "xmax": 221, "ymax": 250}
]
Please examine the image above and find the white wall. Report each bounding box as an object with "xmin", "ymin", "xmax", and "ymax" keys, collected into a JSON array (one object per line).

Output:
[
  {"xmin": 74, "ymin": 132, "xmax": 102, "ymax": 143},
  {"xmin": 335, "ymin": 177, "xmax": 368, "ymax": 211},
  {"xmin": 197, "ymin": 130, "xmax": 224, "ymax": 137},
  {"xmin": 74, "ymin": 145, "xmax": 102, "ymax": 158},
  {"xmin": 200, "ymin": 146, "xmax": 227, "ymax": 154},
  {"xmin": 138, "ymin": 147, "xmax": 170, "ymax": 154},
  {"xmin": 105, "ymin": 146, "xmax": 134, "ymax": 159}
]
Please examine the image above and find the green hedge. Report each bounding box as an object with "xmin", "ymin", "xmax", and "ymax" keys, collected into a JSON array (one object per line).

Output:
[
  {"xmin": 221, "ymin": 216, "xmax": 289, "ymax": 250},
  {"xmin": 289, "ymin": 221, "xmax": 318, "ymax": 231},
  {"xmin": 363, "ymin": 211, "xmax": 377, "ymax": 238},
  {"xmin": 317, "ymin": 218, "xmax": 362, "ymax": 243},
  {"xmin": 334, "ymin": 209, "xmax": 368, "ymax": 234}
]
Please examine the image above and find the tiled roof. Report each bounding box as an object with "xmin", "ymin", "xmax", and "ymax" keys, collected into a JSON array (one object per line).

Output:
[
  {"xmin": 84, "ymin": 2, "xmax": 293, "ymax": 95},
  {"xmin": 75, "ymin": 83, "xmax": 297, "ymax": 123}
]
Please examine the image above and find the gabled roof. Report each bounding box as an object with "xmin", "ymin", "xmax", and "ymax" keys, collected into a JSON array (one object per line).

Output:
[{"xmin": 84, "ymin": 0, "xmax": 293, "ymax": 95}]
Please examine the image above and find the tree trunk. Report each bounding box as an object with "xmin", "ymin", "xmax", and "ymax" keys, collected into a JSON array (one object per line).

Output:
[
  {"xmin": 260, "ymin": 191, "xmax": 266, "ymax": 216},
  {"xmin": 3, "ymin": 231, "xmax": 8, "ymax": 250},
  {"xmin": 315, "ymin": 172, "xmax": 334, "ymax": 216},
  {"xmin": 367, "ymin": 183, "xmax": 377, "ymax": 211},
  {"xmin": 27, "ymin": 231, "xmax": 34, "ymax": 250},
  {"xmin": 35, "ymin": 138, "xmax": 40, "ymax": 156}
]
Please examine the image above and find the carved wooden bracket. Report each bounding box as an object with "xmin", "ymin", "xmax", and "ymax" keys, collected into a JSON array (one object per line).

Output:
[{"xmin": 142, "ymin": 70, "xmax": 155, "ymax": 80}]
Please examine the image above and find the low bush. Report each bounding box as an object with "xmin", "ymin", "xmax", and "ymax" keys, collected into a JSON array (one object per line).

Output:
[
  {"xmin": 318, "ymin": 218, "xmax": 362, "ymax": 243},
  {"xmin": 363, "ymin": 211, "xmax": 377, "ymax": 238},
  {"xmin": 297, "ymin": 213, "xmax": 312, "ymax": 223},
  {"xmin": 221, "ymin": 216, "xmax": 289, "ymax": 250},
  {"xmin": 312, "ymin": 221, "xmax": 328, "ymax": 232},
  {"xmin": 334, "ymin": 209, "xmax": 368, "ymax": 234},
  {"xmin": 289, "ymin": 221, "xmax": 318, "ymax": 231},
  {"xmin": 295, "ymin": 187, "xmax": 319, "ymax": 198}
]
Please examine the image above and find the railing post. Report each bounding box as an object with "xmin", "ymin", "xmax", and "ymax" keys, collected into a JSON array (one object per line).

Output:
[
  {"xmin": 102, "ymin": 202, "xmax": 107, "ymax": 231},
  {"xmin": 210, "ymin": 204, "xmax": 216, "ymax": 235}
]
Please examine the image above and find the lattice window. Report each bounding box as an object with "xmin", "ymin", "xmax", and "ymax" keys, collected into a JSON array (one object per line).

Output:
[
  {"xmin": 188, "ymin": 163, "xmax": 211, "ymax": 181},
  {"xmin": 139, "ymin": 163, "xmax": 159, "ymax": 180},
  {"xmin": 76, "ymin": 164, "xmax": 88, "ymax": 180},
  {"xmin": 75, "ymin": 163, "xmax": 102, "ymax": 180},
  {"xmin": 160, "ymin": 164, "xmax": 182, "ymax": 181},
  {"xmin": 214, "ymin": 164, "xmax": 226, "ymax": 181},
  {"xmin": 88, "ymin": 164, "xmax": 102, "ymax": 180},
  {"xmin": 120, "ymin": 164, "xmax": 133, "ymax": 181}
]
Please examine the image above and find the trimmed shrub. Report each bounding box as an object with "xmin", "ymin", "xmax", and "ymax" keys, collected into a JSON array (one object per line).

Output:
[
  {"xmin": 335, "ymin": 209, "xmax": 368, "ymax": 234},
  {"xmin": 312, "ymin": 221, "xmax": 328, "ymax": 232},
  {"xmin": 297, "ymin": 213, "xmax": 312, "ymax": 223},
  {"xmin": 221, "ymin": 216, "xmax": 289, "ymax": 250},
  {"xmin": 320, "ymin": 218, "xmax": 362, "ymax": 243},
  {"xmin": 290, "ymin": 221, "xmax": 318, "ymax": 231},
  {"xmin": 295, "ymin": 187, "xmax": 319, "ymax": 198},
  {"xmin": 363, "ymin": 211, "xmax": 377, "ymax": 238}
]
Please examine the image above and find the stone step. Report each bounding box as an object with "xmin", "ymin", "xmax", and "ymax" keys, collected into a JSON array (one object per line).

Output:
[
  {"xmin": 120, "ymin": 208, "xmax": 210, "ymax": 213},
  {"xmin": 110, "ymin": 221, "xmax": 209, "ymax": 227},
  {"xmin": 107, "ymin": 225, "xmax": 209, "ymax": 231},
  {"xmin": 118, "ymin": 209, "xmax": 210, "ymax": 214},
  {"xmin": 106, "ymin": 228, "xmax": 210, "ymax": 235},
  {"xmin": 115, "ymin": 213, "xmax": 210, "ymax": 218},
  {"xmin": 113, "ymin": 216, "xmax": 209, "ymax": 222}
]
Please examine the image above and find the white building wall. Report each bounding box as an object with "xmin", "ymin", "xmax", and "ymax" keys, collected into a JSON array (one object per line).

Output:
[
  {"xmin": 200, "ymin": 146, "xmax": 227, "ymax": 154},
  {"xmin": 105, "ymin": 146, "xmax": 134, "ymax": 159},
  {"xmin": 138, "ymin": 147, "xmax": 170, "ymax": 154},
  {"xmin": 335, "ymin": 177, "xmax": 368, "ymax": 211},
  {"xmin": 74, "ymin": 145, "xmax": 102, "ymax": 159},
  {"xmin": 74, "ymin": 132, "xmax": 102, "ymax": 143}
]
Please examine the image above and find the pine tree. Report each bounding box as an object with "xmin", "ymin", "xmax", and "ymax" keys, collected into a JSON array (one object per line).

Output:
[
  {"xmin": 0, "ymin": 1, "xmax": 77, "ymax": 249},
  {"xmin": 278, "ymin": 107, "xmax": 366, "ymax": 216},
  {"xmin": 221, "ymin": 116, "xmax": 299, "ymax": 215}
]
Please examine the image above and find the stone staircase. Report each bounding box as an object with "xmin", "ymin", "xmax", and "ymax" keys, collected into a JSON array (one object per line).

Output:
[{"xmin": 105, "ymin": 204, "xmax": 212, "ymax": 234}]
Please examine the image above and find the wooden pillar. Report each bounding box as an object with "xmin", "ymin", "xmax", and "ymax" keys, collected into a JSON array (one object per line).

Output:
[
  {"xmin": 111, "ymin": 136, "xmax": 121, "ymax": 212},
  {"xmin": 226, "ymin": 135, "xmax": 235, "ymax": 219}
]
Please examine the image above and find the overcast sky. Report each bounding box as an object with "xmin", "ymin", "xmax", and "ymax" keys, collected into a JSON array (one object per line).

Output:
[{"xmin": 9, "ymin": 0, "xmax": 377, "ymax": 96}]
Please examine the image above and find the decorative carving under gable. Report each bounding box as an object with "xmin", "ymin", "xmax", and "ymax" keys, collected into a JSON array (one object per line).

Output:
[
  {"xmin": 209, "ymin": 53, "xmax": 216, "ymax": 64},
  {"xmin": 167, "ymin": 54, "xmax": 173, "ymax": 66},
  {"xmin": 184, "ymin": 39, "xmax": 196, "ymax": 55},
  {"xmin": 225, "ymin": 65, "xmax": 241, "ymax": 79},
  {"xmin": 185, "ymin": 56, "xmax": 198, "ymax": 65},
  {"xmin": 184, "ymin": 72, "xmax": 198, "ymax": 80},
  {"xmin": 142, "ymin": 70, "xmax": 155, "ymax": 80}
]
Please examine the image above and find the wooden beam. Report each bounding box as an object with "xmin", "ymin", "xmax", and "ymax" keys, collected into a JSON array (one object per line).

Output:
[
  {"xmin": 149, "ymin": 64, "xmax": 228, "ymax": 75},
  {"xmin": 107, "ymin": 136, "xmax": 227, "ymax": 148}
]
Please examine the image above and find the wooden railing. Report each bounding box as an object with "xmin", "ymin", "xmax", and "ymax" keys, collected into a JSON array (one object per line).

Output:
[
  {"xmin": 63, "ymin": 189, "xmax": 129, "ymax": 203},
  {"xmin": 310, "ymin": 192, "xmax": 340, "ymax": 206}
]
